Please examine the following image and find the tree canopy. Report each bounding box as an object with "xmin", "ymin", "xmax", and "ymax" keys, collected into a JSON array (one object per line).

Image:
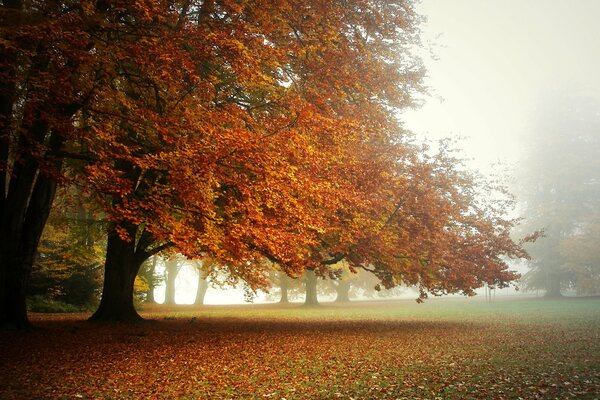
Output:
[{"xmin": 1, "ymin": 0, "xmax": 533, "ymax": 326}]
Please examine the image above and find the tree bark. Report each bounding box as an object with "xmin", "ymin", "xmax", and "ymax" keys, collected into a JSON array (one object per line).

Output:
[
  {"xmin": 194, "ymin": 269, "xmax": 209, "ymax": 305},
  {"xmin": 544, "ymin": 272, "xmax": 563, "ymax": 298},
  {"xmin": 0, "ymin": 126, "xmax": 62, "ymax": 329},
  {"xmin": 164, "ymin": 256, "xmax": 179, "ymax": 305},
  {"xmin": 89, "ymin": 226, "xmax": 146, "ymax": 322},
  {"xmin": 279, "ymin": 272, "xmax": 289, "ymax": 304},
  {"xmin": 304, "ymin": 269, "xmax": 319, "ymax": 306},
  {"xmin": 145, "ymin": 255, "xmax": 158, "ymax": 304},
  {"xmin": 334, "ymin": 280, "xmax": 351, "ymax": 303}
]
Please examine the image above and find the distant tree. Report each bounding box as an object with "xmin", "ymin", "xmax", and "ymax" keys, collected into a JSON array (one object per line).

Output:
[
  {"xmin": 304, "ymin": 269, "xmax": 320, "ymax": 306},
  {"xmin": 264, "ymin": 269, "xmax": 304, "ymax": 304},
  {"xmin": 516, "ymin": 92, "xmax": 600, "ymax": 296},
  {"xmin": 193, "ymin": 261, "xmax": 209, "ymax": 306},
  {"xmin": 558, "ymin": 218, "xmax": 600, "ymax": 295},
  {"xmin": 30, "ymin": 188, "xmax": 104, "ymax": 308},
  {"xmin": 278, "ymin": 272, "xmax": 291, "ymax": 304},
  {"xmin": 163, "ymin": 255, "xmax": 184, "ymax": 305},
  {"xmin": 138, "ymin": 256, "xmax": 161, "ymax": 304}
]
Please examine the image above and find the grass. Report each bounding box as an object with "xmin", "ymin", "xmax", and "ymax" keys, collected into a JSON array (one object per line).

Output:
[{"xmin": 1, "ymin": 296, "xmax": 599, "ymax": 399}]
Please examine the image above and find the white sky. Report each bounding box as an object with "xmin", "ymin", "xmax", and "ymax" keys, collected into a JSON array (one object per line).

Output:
[{"xmin": 402, "ymin": 0, "xmax": 600, "ymax": 172}]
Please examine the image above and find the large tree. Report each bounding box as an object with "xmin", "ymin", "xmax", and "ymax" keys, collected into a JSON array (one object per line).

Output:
[
  {"xmin": 0, "ymin": 0, "xmax": 107, "ymax": 327},
  {"xmin": 516, "ymin": 92, "xmax": 600, "ymax": 296},
  {"xmin": 81, "ymin": 0, "xmax": 426, "ymax": 321}
]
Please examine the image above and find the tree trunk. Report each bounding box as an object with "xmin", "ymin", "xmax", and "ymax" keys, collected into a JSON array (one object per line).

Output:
[
  {"xmin": 89, "ymin": 227, "xmax": 145, "ymax": 322},
  {"xmin": 145, "ymin": 256, "xmax": 158, "ymax": 304},
  {"xmin": 0, "ymin": 136, "xmax": 62, "ymax": 329},
  {"xmin": 279, "ymin": 272, "xmax": 290, "ymax": 304},
  {"xmin": 194, "ymin": 270, "xmax": 209, "ymax": 305},
  {"xmin": 304, "ymin": 269, "xmax": 319, "ymax": 306},
  {"xmin": 334, "ymin": 280, "xmax": 351, "ymax": 303},
  {"xmin": 544, "ymin": 272, "xmax": 563, "ymax": 298},
  {"xmin": 164, "ymin": 256, "xmax": 179, "ymax": 305}
]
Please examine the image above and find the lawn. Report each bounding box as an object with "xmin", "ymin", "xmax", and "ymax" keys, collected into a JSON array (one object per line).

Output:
[{"xmin": 1, "ymin": 297, "xmax": 599, "ymax": 399}]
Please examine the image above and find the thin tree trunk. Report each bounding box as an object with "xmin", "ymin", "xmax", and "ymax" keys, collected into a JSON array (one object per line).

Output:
[
  {"xmin": 304, "ymin": 269, "xmax": 319, "ymax": 306},
  {"xmin": 145, "ymin": 255, "xmax": 158, "ymax": 304}
]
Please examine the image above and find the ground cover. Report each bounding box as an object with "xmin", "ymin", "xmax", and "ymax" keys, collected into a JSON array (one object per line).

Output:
[{"xmin": 1, "ymin": 297, "xmax": 599, "ymax": 399}]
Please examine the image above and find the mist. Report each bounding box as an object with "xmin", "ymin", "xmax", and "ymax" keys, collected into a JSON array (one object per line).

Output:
[
  {"xmin": 404, "ymin": 0, "xmax": 600, "ymax": 170},
  {"xmin": 401, "ymin": 0, "xmax": 600, "ymax": 298}
]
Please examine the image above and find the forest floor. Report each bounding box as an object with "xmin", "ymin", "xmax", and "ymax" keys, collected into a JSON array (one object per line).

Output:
[{"xmin": 1, "ymin": 296, "xmax": 599, "ymax": 399}]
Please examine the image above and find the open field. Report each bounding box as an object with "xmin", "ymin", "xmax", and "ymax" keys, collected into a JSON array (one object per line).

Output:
[{"xmin": 1, "ymin": 297, "xmax": 599, "ymax": 399}]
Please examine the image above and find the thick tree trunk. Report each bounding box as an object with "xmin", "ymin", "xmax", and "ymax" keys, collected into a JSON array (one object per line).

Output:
[
  {"xmin": 279, "ymin": 272, "xmax": 289, "ymax": 304},
  {"xmin": 163, "ymin": 257, "xmax": 179, "ymax": 305},
  {"xmin": 304, "ymin": 269, "xmax": 319, "ymax": 306},
  {"xmin": 544, "ymin": 272, "xmax": 563, "ymax": 298},
  {"xmin": 89, "ymin": 227, "xmax": 145, "ymax": 322},
  {"xmin": 194, "ymin": 270, "xmax": 209, "ymax": 305},
  {"xmin": 334, "ymin": 280, "xmax": 351, "ymax": 303},
  {"xmin": 0, "ymin": 131, "xmax": 62, "ymax": 329}
]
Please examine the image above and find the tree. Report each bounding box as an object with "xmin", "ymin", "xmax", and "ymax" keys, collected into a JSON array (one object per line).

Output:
[
  {"xmin": 277, "ymin": 271, "xmax": 291, "ymax": 304},
  {"xmin": 163, "ymin": 255, "xmax": 183, "ymax": 305},
  {"xmin": 29, "ymin": 187, "xmax": 104, "ymax": 308},
  {"xmin": 516, "ymin": 92, "xmax": 600, "ymax": 296},
  {"xmin": 138, "ymin": 256, "xmax": 161, "ymax": 304},
  {"xmin": 0, "ymin": 0, "xmax": 104, "ymax": 328},
  {"xmin": 80, "ymin": 0, "xmax": 425, "ymax": 321},
  {"xmin": 264, "ymin": 268, "xmax": 304, "ymax": 304},
  {"xmin": 303, "ymin": 269, "xmax": 320, "ymax": 306},
  {"xmin": 194, "ymin": 261, "xmax": 210, "ymax": 306}
]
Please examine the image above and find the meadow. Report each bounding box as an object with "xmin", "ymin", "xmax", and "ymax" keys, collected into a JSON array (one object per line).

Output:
[{"xmin": 1, "ymin": 297, "xmax": 599, "ymax": 399}]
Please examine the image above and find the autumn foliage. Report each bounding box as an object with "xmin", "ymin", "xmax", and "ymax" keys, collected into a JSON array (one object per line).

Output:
[
  {"xmin": 1, "ymin": 0, "xmax": 533, "ymax": 326},
  {"xmin": 1, "ymin": 300, "xmax": 599, "ymax": 398}
]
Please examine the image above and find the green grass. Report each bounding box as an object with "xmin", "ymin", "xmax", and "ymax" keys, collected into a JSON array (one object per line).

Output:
[{"xmin": 1, "ymin": 296, "xmax": 599, "ymax": 399}]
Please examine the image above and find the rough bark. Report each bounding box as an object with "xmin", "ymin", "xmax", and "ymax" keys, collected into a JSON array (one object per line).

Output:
[
  {"xmin": 334, "ymin": 280, "xmax": 351, "ymax": 303},
  {"xmin": 194, "ymin": 270, "xmax": 209, "ymax": 305},
  {"xmin": 279, "ymin": 272, "xmax": 289, "ymax": 304},
  {"xmin": 304, "ymin": 269, "xmax": 319, "ymax": 306},
  {"xmin": 145, "ymin": 256, "xmax": 158, "ymax": 304},
  {"xmin": 0, "ymin": 120, "xmax": 62, "ymax": 329},
  {"xmin": 163, "ymin": 257, "xmax": 180, "ymax": 305},
  {"xmin": 89, "ymin": 226, "xmax": 146, "ymax": 322}
]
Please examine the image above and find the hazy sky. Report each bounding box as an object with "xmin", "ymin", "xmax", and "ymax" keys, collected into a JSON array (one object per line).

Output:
[{"xmin": 403, "ymin": 0, "xmax": 600, "ymax": 172}]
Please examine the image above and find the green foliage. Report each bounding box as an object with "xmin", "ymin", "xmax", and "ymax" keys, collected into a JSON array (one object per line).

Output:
[
  {"xmin": 26, "ymin": 295, "xmax": 86, "ymax": 313},
  {"xmin": 29, "ymin": 188, "xmax": 105, "ymax": 307},
  {"xmin": 137, "ymin": 256, "xmax": 163, "ymax": 303}
]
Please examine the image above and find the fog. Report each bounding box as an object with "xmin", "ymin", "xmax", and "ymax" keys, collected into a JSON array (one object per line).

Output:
[
  {"xmin": 403, "ymin": 0, "xmax": 600, "ymax": 171},
  {"xmin": 401, "ymin": 0, "xmax": 600, "ymax": 298},
  {"xmin": 153, "ymin": 1, "xmax": 600, "ymax": 304}
]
